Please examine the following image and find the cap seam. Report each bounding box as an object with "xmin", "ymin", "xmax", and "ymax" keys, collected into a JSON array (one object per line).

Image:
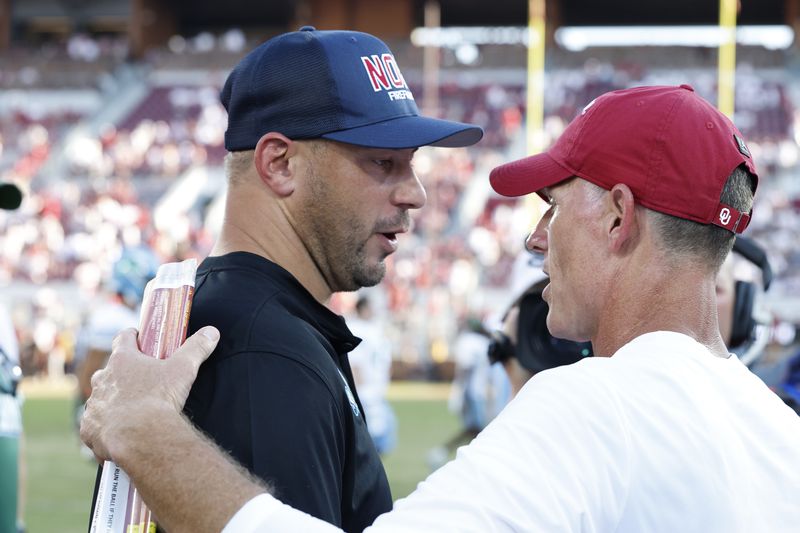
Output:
[
  {"xmin": 323, "ymin": 110, "xmax": 423, "ymax": 133},
  {"xmin": 549, "ymin": 153, "xmax": 578, "ymax": 175},
  {"xmin": 645, "ymin": 90, "xmax": 684, "ymax": 215},
  {"xmin": 315, "ymin": 33, "xmax": 345, "ymax": 137},
  {"xmin": 564, "ymin": 94, "xmax": 603, "ymax": 170},
  {"xmin": 247, "ymin": 37, "xmax": 278, "ymax": 142}
]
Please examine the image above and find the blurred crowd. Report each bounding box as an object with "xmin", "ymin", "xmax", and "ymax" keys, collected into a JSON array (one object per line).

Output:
[{"xmin": 0, "ymin": 32, "xmax": 799, "ymax": 381}]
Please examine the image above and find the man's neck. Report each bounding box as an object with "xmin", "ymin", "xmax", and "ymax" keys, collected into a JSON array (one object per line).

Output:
[
  {"xmin": 592, "ymin": 260, "xmax": 729, "ymax": 359},
  {"xmin": 211, "ymin": 188, "xmax": 333, "ymax": 304}
]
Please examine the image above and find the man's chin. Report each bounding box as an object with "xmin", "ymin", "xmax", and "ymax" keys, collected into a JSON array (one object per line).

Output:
[
  {"xmin": 547, "ymin": 319, "xmax": 590, "ymax": 344},
  {"xmin": 354, "ymin": 263, "xmax": 386, "ymax": 288},
  {"xmin": 359, "ymin": 255, "xmax": 389, "ymax": 284},
  {"xmin": 545, "ymin": 314, "xmax": 573, "ymax": 342},
  {"xmin": 333, "ymin": 260, "xmax": 386, "ymax": 292}
]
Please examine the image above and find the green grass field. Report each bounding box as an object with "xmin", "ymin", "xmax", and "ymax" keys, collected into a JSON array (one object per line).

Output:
[
  {"xmin": 20, "ymin": 383, "xmax": 459, "ymax": 532},
  {"xmin": 21, "ymin": 396, "xmax": 97, "ymax": 533}
]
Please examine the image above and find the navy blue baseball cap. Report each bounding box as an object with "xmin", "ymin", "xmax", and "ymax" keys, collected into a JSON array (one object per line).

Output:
[{"xmin": 221, "ymin": 27, "xmax": 483, "ymax": 150}]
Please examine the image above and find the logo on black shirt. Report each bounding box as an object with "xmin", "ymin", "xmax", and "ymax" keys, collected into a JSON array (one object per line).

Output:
[{"xmin": 338, "ymin": 369, "xmax": 361, "ymax": 417}]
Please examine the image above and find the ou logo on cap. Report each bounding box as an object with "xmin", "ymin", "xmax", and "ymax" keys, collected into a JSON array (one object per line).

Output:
[{"xmin": 719, "ymin": 207, "xmax": 731, "ymax": 226}]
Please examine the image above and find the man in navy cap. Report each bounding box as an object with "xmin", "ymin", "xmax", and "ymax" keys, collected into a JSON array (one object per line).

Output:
[
  {"xmin": 163, "ymin": 26, "xmax": 480, "ymax": 533},
  {"xmin": 83, "ymin": 85, "xmax": 800, "ymax": 532}
]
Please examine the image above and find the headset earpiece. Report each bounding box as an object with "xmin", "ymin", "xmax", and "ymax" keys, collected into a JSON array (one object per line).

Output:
[
  {"xmin": 487, "ymin": 331, "xmax": 515, "ymax": 365},
  {"xmin": 730, "ymin": 280, "xmax": 756, "ymax": 349}
]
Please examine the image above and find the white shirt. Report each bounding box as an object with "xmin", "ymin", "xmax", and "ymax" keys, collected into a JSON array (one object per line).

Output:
[
  {"xmin": 74, "ymin": 300, "xmax": 139, "ymax": 365},
  {"xmin": 0, "ymin": 306, "xmax": 18, "ymax": 366},
  {"xmin": 86, "ymin": 301, "xmax": 140, "ymax": 352},
  {"xmin": 347, "ymin": 316, "xmax": 393, "ymax": 434},
  {"xmin": 449, "ymin": 330, "xmax": 509, "ymax": 423},
  {"xmin": 224, "ymin": 332, "xmax": 800, "ymax": 532},
  {"xmin": 0, "ymin": 305, "xmax": 21, "ymax": 437}
]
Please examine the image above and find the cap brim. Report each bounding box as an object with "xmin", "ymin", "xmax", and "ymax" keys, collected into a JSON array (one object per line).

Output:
[
  {"xmin": 489, "ymin": 152, "xmax": 573, "ymax": 198},
  {"xmin": 321, "ymin": 115, "xmax": 483, "ymax": 149},
  {"xmin": 0, "ymin": 183, "xmax": 22, "ymax": 210}
]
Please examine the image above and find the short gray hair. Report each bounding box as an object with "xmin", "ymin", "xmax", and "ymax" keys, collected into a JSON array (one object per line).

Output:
[
  {"xmin": 647, "ymin": 164, "xmax": 756, "ymax": 272},
  {"xmin": 224, "ymin": 150, "xmax": 255, "ymax": 186}
]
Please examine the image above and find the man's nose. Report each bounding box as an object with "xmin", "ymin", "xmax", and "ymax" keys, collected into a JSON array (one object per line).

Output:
[
  {"xmin": 525, "ymin": 219, "xmax": 548, "ymax": 254},
  {"xmin": 392, "ymin": 169, "xmax": 427, "ymax": 210}
]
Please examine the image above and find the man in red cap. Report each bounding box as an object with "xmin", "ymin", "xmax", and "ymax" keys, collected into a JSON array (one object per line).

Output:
[{"xmin": 81, "ymin": 86, "xmax": 800, "ymax": 532}]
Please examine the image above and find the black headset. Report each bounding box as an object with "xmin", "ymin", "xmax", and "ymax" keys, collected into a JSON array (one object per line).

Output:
[
  {"xmin": 488, "ymin": 288, "xmax": 592, "ymax": 373},
  {"xmin": 514, "ymin": 291, "xmax": 592, "ymax": 373},
  {"xmin": 489, "ymin": 236, "xmax": 771, "ymax": 369},
  {"xmin": 729, "ymin": 236, "xmax": 772, "ymax": 350},
  {"xmin": 488, "ymin": 330, "xmax": 515, "ymax": 364}
]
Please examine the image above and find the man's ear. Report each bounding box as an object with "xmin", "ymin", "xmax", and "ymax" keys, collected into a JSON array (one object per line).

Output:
[
  {"xmin": 253, "ymin": 132, "xmax": 296, "ymax": 197},
  {"xmin": 605, "ymin": 183, "xmax": 638, "ymax": 252}
]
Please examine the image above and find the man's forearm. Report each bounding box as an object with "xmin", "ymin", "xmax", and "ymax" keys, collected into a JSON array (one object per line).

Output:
[{"xmin": 112, "ymin": 403, "xmax": 266, "ymax": 533}]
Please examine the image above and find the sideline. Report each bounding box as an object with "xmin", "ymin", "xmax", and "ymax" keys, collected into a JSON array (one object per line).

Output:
[
  {"xmin": 386, "ymin": 381, "xmax": 451, "ymax": 401},
  {"xmin": 19, "ymin": 376, "xmax": 452, "ymax": 401},
  {"xmin": 18, "ymin": 376, "xmax": 78, "ymax": 399}
]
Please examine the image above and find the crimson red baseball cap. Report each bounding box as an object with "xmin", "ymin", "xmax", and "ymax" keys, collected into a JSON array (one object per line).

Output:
[{"xmin": 490, "ymin": 85, "xmax": 758, "ymax": 233}]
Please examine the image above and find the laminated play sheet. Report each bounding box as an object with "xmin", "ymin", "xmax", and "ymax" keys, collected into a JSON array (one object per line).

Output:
[{"xmin": 89, "ymin": 258, "xmax": 197, "ymax": 533}]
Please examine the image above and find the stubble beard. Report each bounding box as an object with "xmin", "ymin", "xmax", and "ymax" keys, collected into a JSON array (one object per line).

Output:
[{"xmin": 304, "ymin": 167, "xmax": 387, "ymax": 293}]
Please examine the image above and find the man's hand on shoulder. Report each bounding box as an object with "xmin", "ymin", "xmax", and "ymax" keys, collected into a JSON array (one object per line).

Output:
[{"xmin": 80, "ymin": 326, "xmax": 220, "ymax": 463}]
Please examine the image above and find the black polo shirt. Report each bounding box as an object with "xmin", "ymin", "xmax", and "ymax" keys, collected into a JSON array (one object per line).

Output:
[{"xmin": 184, "ymin": 252, "xmax": 392, "ymax": 532}]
